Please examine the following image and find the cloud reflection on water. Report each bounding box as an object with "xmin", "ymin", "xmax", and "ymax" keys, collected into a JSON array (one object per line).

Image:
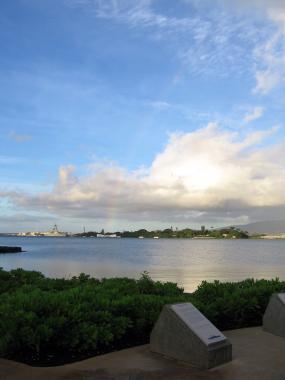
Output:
[{"xmin": 0, "ymin": 237, "xmax": 285, "ymax": 292}]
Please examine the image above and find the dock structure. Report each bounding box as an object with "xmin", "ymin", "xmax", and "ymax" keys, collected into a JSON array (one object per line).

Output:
[
  {"xmin": 150, "ymin": 302, "xmax": 232, "ymax": 369},
  {"xmin": 0, "ymin": 246, "xmax": 22, "ymax": 253},
  {"xmin": 263, "ymin": 293, "xmax": 285, "ymax": 338}
]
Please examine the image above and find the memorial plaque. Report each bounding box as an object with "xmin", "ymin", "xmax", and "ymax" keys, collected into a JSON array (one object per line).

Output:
[
  {"xmin": 170, "ymin": 303, "xmax": 226, "ymax": 346},
  {"xmin": 278, "ymin": 293, "xmax": 285, "ymax": 305},
  {"xmin": 263, "ymin": 293, "xmax": 285, "ymax": 338},
  {"xmin": 150, "ymin": 302, "xmax": 232, "ymax": 369}
]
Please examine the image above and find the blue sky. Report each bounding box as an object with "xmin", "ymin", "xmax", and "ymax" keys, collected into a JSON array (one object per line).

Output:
[{"xmin": 1, "ymin": 0, "xmax": 285, "ymax": 232}]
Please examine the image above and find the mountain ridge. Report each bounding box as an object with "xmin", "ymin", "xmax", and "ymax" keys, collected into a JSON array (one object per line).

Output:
[{"xmin": 235, "ymin": 220, "xmax": 285, "ymax": 234}]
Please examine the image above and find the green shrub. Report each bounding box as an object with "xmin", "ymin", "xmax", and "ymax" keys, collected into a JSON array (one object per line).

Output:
[
  {"xmin": 0, "ymin": 267, "xmax": 284, "ymax": 365},
  {"xmin": 191, "ymin": 278, "xmax": 285, "ymax": 329}
]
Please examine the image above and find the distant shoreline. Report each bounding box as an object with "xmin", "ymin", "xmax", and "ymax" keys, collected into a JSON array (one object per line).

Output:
[{"xmin": 1, "ymin": 234, "xmax": 285, "ymax": 240}]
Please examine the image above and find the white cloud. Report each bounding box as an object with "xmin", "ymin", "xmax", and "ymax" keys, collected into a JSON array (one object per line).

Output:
[
  {"xmin": 147, "ymin": 101, "xmax": 172, "ymax": 110},
  {"xmin": 224, "ymin": 0, "xmax": 285, "ymax": 93},
  {"xmin": 253, "ymin": 31, "xmax": 285, "ymax": 94},
  {"xmin": 243, "ymin": 106, "xmax": 264, "ymax": 123},
  {"xmin": 69, "ymin": 0, "xmax": 262, "ymax": 77},
  {"xmin": 254, "ymin": 70, "xmax": 280, "ymax": 94},
  {"xmin": 67, "ymin": 0, "xmax": 285, "ymax": 91},
  {"xmin": 198, "ymin": 0, "xmax": 285, "ymax": 93},
  {"xmin": 2, "ymin": 123, "xmax": 285, "ymax": 224}
]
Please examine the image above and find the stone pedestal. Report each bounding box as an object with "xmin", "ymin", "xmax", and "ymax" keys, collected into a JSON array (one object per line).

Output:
[
  {"xmin": 263, "ymin": 293, "xmax": 285, "ymax": 338},
  {"xmin": 150, "ymin": 303, "xmax": 232, "ymax": 369}
]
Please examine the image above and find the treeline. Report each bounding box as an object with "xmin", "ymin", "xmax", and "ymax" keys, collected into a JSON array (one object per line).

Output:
[
  {"xmin": 0, "ymin": 268, "xmax": 283, "ymax": 365},
  {"xmin": 76, "ymin": 227, "xmax": 249, "ymax": 239}
]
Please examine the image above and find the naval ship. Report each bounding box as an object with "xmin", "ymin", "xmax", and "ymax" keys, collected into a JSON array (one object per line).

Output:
[{"xmin": 18, "ymin": 224, "xmax": 68, "ymax": 237}]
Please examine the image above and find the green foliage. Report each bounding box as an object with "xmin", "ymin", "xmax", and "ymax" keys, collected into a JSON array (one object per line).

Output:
[
  {"xmin": 191, "ymin": 278, "xmax": 285, "ymax": 329},
  {"xmin": 0, "ymin": 268, "xmax": 187, "ymax": 364},
  {"xmin": 75, "ymin": 226, "xmax": 248, "ymax": 238},
  {"xmin": 119, "ymin": 227, "xmax": 248, "ymax": 238},
  {"xmin": 0, "ymin": 267, "xmax": 283, "ymax": 365}
]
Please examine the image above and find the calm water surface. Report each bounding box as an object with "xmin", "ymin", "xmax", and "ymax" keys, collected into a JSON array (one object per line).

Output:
[{"xmin": 1, "ymin": 237, "xmax": 285, "ymax": 291}]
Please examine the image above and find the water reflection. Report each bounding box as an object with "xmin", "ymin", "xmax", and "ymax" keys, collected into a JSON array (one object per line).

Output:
[{"xmin": 1, "ymin": 237, "xmax": 285, "ymax": 292}]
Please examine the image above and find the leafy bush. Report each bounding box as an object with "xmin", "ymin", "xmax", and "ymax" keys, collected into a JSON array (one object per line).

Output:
[
  {"xmin": 191, "ymin": 278, "xmax": 285, "ymax": 330},
  {"xmin": 0, "ymin": 267, "xmax": 284, "ymax": 365},
  {"xmin": 0, "ymin": 269, "xmax": 187, "ymax": 364}
]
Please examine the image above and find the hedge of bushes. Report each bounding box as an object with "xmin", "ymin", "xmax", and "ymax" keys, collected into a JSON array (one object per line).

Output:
[{"xmin": 0, "ymin": 268, "xmax": 284, "ymax": 365}]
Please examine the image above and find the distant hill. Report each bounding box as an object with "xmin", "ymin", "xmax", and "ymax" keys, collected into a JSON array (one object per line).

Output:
[{"xmin": 236, "ymin": 221, "xmax": 285, "ymax": 235}]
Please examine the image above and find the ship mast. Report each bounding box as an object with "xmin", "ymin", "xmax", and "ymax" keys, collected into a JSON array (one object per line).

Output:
[{"xmin": 52, "ymin": 224, "xmax": 59, "ymax": 233}]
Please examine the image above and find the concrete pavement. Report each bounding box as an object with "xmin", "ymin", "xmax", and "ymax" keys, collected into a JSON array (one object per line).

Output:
[{"xmin": 0, "ymin": 326, "xmax": 285, "ymax": 380}]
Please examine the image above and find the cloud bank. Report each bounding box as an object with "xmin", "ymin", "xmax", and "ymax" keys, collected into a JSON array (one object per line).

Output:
[{"xmin": 2, "ymin": 124, "xmax": 285, "ymax": 225}]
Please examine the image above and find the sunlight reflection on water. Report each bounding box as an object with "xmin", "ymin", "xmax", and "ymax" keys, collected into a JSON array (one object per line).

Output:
[{"xmin": 1, "ymin": 237, "xmax": 285, "ymax": 291}]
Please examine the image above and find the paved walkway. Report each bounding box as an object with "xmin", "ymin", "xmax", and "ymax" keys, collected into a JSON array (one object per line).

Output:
[{"xmin": 1, "ymin": 327, "xmax": 285, "ymax": 380}]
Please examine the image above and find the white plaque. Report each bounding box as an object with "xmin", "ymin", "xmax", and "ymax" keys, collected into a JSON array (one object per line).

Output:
[
  {"xmin": 171, "ymin": 303, "xmax": 226, "ymax": 346},
  {"xmin": 278, "ymin": 293, "xmax": 285, "ymax": 305}
]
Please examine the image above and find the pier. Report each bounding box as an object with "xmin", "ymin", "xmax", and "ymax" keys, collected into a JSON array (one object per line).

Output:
[{"xmin": 0, "ymin": 246, "xmax": 22, "ymax": 253}]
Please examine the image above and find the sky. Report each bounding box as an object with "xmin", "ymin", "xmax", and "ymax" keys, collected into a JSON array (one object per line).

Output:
[{"xmin": 1, "ymin": 0, "xmax": 285, "ymax": 232}]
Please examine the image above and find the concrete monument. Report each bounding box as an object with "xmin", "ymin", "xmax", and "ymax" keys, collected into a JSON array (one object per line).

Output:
[
  {"xmin": 150, "ymin": 303, "xmax": 232, "ymax": 369},
  {"xmin": 263, "ymin": 293, "xmax": 285, "ymax": 338}
]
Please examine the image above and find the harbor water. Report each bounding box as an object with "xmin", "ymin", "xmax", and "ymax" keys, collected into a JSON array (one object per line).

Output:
[{"xmin": 1, "ymin": 236, "xmax": 285, "ymax": 291}]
